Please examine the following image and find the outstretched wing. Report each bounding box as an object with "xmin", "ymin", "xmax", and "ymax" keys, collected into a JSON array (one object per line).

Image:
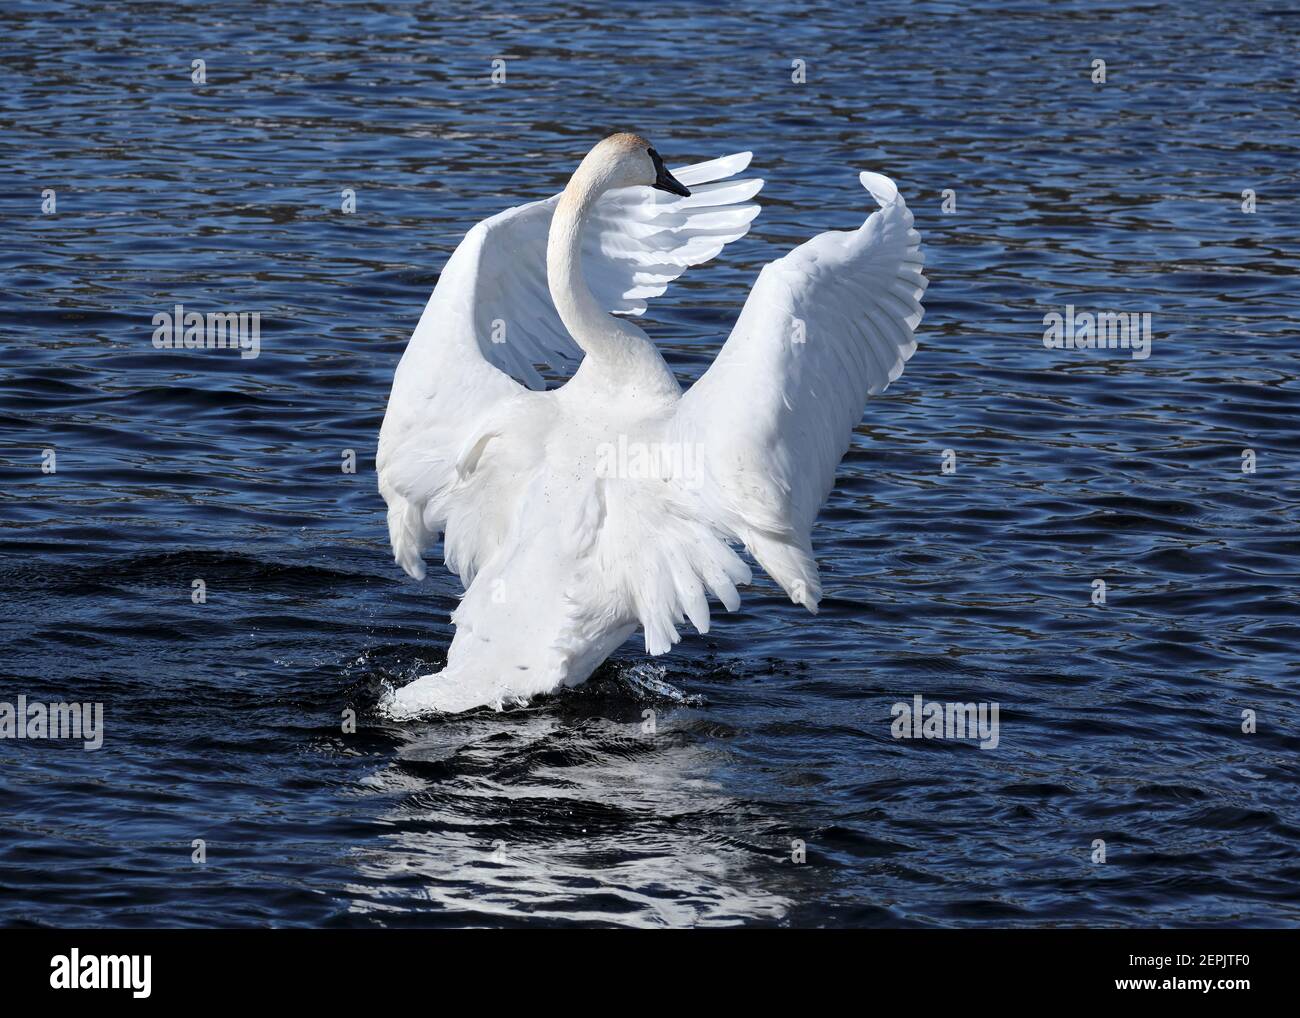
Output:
[
  {"xmin": 672, "ymin": 171, "xmax": 927, "ymax": 609},
  {"xmin": 469, "ymin": 151, "xmax": 763, "ymax": 389},
  {"xmin": 378, "ymin": 153, "xmax": 764, "ymax": 580}
]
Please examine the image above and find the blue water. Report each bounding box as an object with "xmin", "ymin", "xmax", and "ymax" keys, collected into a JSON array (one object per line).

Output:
[{"xmin": 2, "ymin": 0, "xmax": 1299, "ymax": 927}]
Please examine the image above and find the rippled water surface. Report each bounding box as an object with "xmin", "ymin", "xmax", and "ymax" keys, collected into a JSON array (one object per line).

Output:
[{"xmin": 2, "ymin": 0, "xmax": 1299, "ymax": 927}]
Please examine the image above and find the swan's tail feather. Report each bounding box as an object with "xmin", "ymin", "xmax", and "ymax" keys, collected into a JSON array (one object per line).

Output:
[{"xmin": 380, "ymin": 666, "xmax": 515, "ymax": 717}]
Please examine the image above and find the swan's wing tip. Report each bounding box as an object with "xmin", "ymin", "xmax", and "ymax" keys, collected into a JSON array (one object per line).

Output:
[
  {"xmin": 858, "ymin": 170, "xmax": 900, "ymax": 206},
  {"xmin": 674, "ymin": 150, "xmax": 755, "ymax": 186}
]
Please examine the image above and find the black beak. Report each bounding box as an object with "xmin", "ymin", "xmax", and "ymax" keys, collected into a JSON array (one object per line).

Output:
[{"xmin": 648, "ymin": 147, "xmax": 690, "ymax": 197}]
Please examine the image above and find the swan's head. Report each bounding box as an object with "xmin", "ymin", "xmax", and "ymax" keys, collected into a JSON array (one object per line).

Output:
[{"xmin": 580, "ymin": 133, "xmax": 691, "ymax": 198}]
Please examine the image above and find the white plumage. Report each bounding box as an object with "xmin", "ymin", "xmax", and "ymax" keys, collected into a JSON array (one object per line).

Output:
[{"xmin": 377, "ymin": 134, "xmax": 927, "ymax": 715}]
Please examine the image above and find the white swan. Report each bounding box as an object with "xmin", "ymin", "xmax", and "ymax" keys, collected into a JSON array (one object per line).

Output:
[{"xmin": 377, "ymin": 133, "xmax": 927, "ymax": 715}]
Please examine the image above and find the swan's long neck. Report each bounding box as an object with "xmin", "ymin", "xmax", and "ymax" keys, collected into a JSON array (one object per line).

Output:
[
  {"xmin": 546, "ymin": 166, "xmax": 678, "ymax": 397},
  {"xmin": 546, "ymin": 174, "xmax": 613, "ymax": 358}
]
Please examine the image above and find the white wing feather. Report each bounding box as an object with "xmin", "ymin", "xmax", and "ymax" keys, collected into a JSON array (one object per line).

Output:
[
  {"xmin": 377, "ymin": 153, "xmax": 763, "ymax": 581},
  {"xmin": 672, "ymin": 171, "xmax": 927, "ymax": 610}
]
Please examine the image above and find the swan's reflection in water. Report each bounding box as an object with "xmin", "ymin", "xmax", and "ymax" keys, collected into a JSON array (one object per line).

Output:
[{"xmin": 346, "ymin": 706, "xmax": 794, "ymax": 926}]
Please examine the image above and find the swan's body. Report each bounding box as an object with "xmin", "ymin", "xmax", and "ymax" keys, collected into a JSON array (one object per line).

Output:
[{"xmin": 377, "ymin": 134, "xmax": 927, "ymax": 715}]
